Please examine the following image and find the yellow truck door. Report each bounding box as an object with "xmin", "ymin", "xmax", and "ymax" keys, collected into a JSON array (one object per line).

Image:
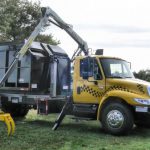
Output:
[{"xmin": 73, "ymin": 57, "xmax": 105, "ymax": 104}]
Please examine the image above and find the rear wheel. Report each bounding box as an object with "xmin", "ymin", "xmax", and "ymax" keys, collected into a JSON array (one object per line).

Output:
[
  {"xmin": 1, "ymin": 101, "xmax": 29, "ymax": 117},
  {"xmin": 101, "ymin": 102, "xmax": 134, "ymax": 135}
]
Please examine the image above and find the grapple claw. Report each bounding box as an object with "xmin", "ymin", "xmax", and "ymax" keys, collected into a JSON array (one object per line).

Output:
[{"xmin": 0, "ymin": 112, "xmax": 15, "ymax": 136}]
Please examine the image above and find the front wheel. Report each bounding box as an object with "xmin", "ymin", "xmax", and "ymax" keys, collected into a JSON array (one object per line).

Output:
[{"xmin": 101, "ymin": 102, "xmax": 134, "ymax": 135}]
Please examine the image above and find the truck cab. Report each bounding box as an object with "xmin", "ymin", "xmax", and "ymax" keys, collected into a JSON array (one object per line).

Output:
[{"xmin": 73, "ymin": 55, "xmax": 150, "ymax": 135}]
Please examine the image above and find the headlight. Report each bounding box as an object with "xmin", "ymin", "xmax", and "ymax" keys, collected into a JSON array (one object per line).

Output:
[
  {"xmin": 147, "ymin": 86, "xmax": 150, "ymax": 96},
  {"xmin": 134, "ymin": 98, "xmax": 150, "ymax": 105}
]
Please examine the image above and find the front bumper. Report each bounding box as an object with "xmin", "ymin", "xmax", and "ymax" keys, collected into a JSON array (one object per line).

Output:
[{"xmin": 135, "ymin": 106, "xmax": 150, "ymax": 113}]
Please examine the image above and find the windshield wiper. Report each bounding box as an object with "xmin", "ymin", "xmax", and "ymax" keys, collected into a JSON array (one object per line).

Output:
[{"xmin": 124, "ymin": 76, "xmax": 132, "ymax": 78}]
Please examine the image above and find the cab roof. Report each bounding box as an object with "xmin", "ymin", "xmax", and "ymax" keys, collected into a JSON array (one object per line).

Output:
[{"xmin": 75, "ymin": 55, "xmax": 126, "ymax": 61}]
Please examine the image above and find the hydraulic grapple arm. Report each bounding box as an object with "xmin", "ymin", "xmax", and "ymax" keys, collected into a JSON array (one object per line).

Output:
[
  {"xmin": 0, "ymin": 112, "xmax": 15, "ymax": 135},
  {"xmin": 0, "ymin": 7, "xmax": 89, "ymax": 87}
]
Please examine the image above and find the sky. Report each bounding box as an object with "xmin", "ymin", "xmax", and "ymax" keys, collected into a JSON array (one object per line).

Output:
[{"xmin": 33, "ymin": 0, "xmax": 150, "ymax": 72}]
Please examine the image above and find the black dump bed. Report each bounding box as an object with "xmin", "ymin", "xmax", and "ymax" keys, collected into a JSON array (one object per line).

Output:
[{"xmin": 0, "ymin": 41, "xmax": 70, "ymax": 96}]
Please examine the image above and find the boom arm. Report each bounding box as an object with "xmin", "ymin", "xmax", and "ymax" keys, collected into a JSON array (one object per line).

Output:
[{"xmin": 44, "ymin": 7, "xmax": 89, "ymax": 59}]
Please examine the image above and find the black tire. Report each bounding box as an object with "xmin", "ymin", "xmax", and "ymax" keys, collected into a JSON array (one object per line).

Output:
[
  {"xmin": 101, "ymin": 102, "xmax": 134, "ymax": 135},
  {"xmin": 1, "ymin": 101, "xmax": 29, "ymax": 117}
]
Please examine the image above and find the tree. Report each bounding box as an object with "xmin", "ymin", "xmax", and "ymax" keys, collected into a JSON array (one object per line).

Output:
[
  {"xmin": 134, "ymin": 69, "xmax": 150, "ymax": 82},
  {"xmin": 36, "ymin": 34, "xmax": 60, "ymax": 45},
  {"xmin": 0, "ymin": 0, "xmax": 59, "ymax": 45}
]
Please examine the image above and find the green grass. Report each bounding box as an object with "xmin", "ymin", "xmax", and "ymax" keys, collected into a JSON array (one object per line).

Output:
[{"xmin": 1, "ymin": 110, "xmax": 150, "ymax": 150}]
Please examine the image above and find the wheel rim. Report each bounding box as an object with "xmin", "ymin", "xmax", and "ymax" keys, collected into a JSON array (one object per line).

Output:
[{"xmin": 106, "ymin": 110, "xmax": 124, "ymax": 129}]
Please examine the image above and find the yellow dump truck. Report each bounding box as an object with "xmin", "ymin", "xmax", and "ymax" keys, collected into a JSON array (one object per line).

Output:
[
  {"xmin": 72, "ymin": 55, "xmax": 150, "ymax": 135},
  {"xmin": 0, "ymin": 7, "xmax": 150, "ymax": 136}
]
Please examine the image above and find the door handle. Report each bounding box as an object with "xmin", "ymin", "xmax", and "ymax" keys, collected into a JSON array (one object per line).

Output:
[{"xmin": 77, "ymin": 86, "xmax": 81, "ymax": 94}]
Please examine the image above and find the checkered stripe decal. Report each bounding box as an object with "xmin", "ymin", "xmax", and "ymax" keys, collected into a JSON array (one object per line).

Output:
[
  {"xmin": 105, "ymin": 85, "xmax": 130, "ymax": 93},
  {"xmin": 80, "ymin": 84, "xmax": 138, "ymax": 98},
  {"xmin": 137, "ymin": 84, "xmax": 145, "ymax": 94},
  {"xmin": 80, "ymin": 85, "xmax": 103, "ymax": 97}
]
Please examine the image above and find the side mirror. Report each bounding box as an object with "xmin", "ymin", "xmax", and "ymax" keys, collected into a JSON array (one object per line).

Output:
[{"xmin": 80, "ymin": 57, "xmax": 92, "ymax": 79}]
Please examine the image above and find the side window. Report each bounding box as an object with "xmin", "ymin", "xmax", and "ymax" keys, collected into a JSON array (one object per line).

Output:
[
  {"xmin": 80, "ymin": 58, "xmax": 102, "ymax": 80},
  {"xmin": 110, "ymin": 64, "xmax": 122, "ymax": 75}
]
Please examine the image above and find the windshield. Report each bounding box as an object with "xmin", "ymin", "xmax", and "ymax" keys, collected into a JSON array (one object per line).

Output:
[{"xmin": 100, "ymin": 58, "xmax": 134, "ymax": 78}]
